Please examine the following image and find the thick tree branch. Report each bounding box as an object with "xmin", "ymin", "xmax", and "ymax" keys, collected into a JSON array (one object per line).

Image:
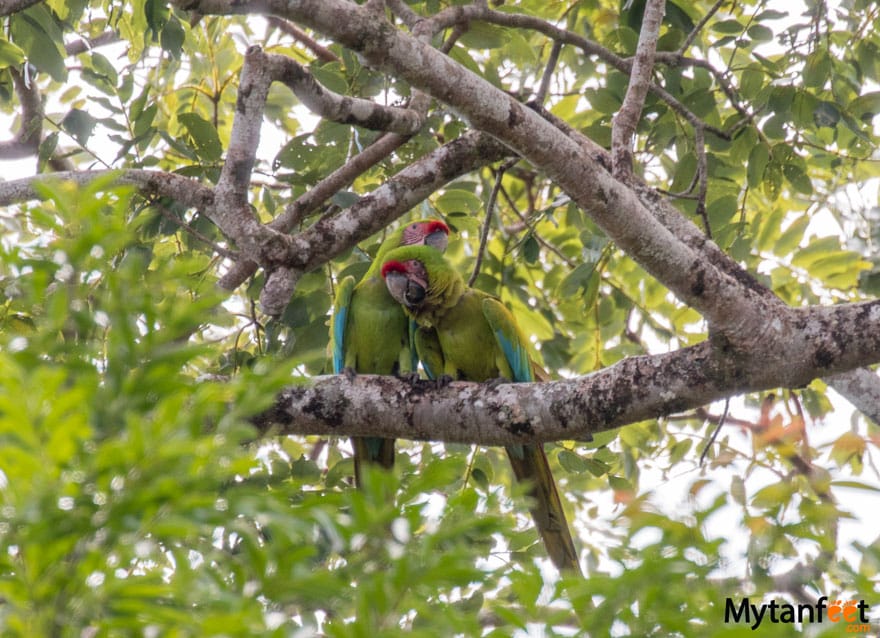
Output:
[
  {"xmin": 612, "ymin": 0, "xmax": 665, "ymax": 179},
  {"xmin": 173, "ymin": 0, "xmax": 880, "ymax": 424},
  {"xmin": 64, "ymin": 31, "xmax": 120, "ymax": 56},
  {"xmin": 0, "ymin": 67, "xmax": 42, "ymax": 160},
  {"xmin": 285, "ymin": 131, "xmax": 509, "ymax": 275},
  {"xmin": 824, "ymin": 368, "xmax": 880, "ymax": 424},
  {"xmin": 218, "ymin": 130, "xmax": 410, "ymax": 289},
  {"xmin": 0, "ymin": 169, "xmax": 215, "ymax": 210},
  {"xmin": 212, "ymin": 46, "xmax": 298, "ymax": 302},
  {"xmin": 0, "ymin": 0, "xmax": 40, "ymax": 17},
  {"xmin": 420, "ymin": 3, "xmax": 728, "ymax": 140},
  {"xmin": 188, "ymin": 0, "xmax": 769, "ymax": 337},
  {"xmin": 267, "ymin": 54, "xmax": 423, "ymax": 135},
  {"xmin": 218, "ymin": 45, "xmax": 271, "ymax": 210},
  {"xmin": 220, "ymin": 130, "xmax": 507, "ymax": 297},
  {"xmin": 256, "ymin": 300, "xmax": 880, "ymax": 441}
]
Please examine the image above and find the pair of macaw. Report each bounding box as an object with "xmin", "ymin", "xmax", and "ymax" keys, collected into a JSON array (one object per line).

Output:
[{"xmin": 330, "ymin": 220, "xmax": 580, "ymax": 574}]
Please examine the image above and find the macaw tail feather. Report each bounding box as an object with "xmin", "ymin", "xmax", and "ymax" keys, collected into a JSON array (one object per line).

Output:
[
  {"xmin": 505, "ymin": 444, "xmax": 582, "ymax": 575},
  {"xmin": 352, "ymin": 436, "xmax": 395, "ymax": 488}
]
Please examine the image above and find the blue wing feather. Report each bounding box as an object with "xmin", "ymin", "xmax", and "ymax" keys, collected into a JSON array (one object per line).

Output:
[
  {"xmin": 482, "ymin": 297, "xmax": 534, "ymax": 383},
  {"xmin": 408, "ymin": 318, "xmax": 420, "ymax": 373},
  {"xmin": 493, "ymin": 329, "xmax": 533, "ymax": 382},
  {"xmin": 332, "ymin": 307, "xmax": 347, "ymax": 373},
  {"xmin": 331, "ymin": 276, "xmax": 355, "ymax": 374}
]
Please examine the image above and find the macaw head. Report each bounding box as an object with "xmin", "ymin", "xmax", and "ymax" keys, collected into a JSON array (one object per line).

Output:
[
  {"xmin": 401, "ymin": 219, "xmax": 449, "ymax": 252},
  {"xmin": 380, "ymin": 244, "xmax": 465, "ymax": 323},
  {"xmin": 381, "ymin": 258, "xmax": 429, "ymax": 312}
]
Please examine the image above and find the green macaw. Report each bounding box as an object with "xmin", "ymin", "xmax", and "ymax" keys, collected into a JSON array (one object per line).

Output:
[
  {"xmin": 330, "ymin": 220, "xmax": 449, "ymax": 488},
  {"xmin": 380, "ymin": 245, "xmax": 581, "ymax": 574}
]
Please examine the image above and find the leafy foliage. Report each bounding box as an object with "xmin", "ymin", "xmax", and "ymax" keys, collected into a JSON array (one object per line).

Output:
[{"xmin": 1, "ymin": 0, "xmax": 879, "ymax": 635}]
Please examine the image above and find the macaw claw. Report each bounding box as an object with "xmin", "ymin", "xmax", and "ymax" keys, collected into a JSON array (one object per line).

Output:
[
  {"xmin": 485, "ymin": 377, "xmax": 510, "ymax": 390},
  {"xmin": 396, "ymin": 371, "xmax": 421, "ymax": 385}
]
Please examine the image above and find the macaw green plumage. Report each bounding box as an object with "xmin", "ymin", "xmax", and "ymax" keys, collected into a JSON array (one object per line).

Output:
[
  {"xmin": 380, "ymin": 245, "xmax": 581, "ymax": 574},
  {"xmin": 329, "ymin": 220, "xmax": 449, "ymax": 488}
]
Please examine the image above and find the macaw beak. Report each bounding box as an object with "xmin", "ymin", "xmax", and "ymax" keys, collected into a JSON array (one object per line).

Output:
[
  {"xmin": 384, "ymin": 270, "xmax": 426, "ymax": 310},
  {"xmin": 425, "ymin": 229, "xmax": 448, "ymax": 252}
]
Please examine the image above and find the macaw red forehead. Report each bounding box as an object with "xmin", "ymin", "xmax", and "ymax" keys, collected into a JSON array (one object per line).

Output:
[
  {"xmin": 425, "ymin": 220, "xmax": 449, "ymax": 234},
  {"xmin": 401, "ymin": 220, "xmax": 449, "ymax": 245},
  {"xmin": 381, "ymin": 260, "xmax": 409, "ymax": 279},
  {"xmin": 381, "ymin": 258, "xmax": 427, "ymax": 280}
]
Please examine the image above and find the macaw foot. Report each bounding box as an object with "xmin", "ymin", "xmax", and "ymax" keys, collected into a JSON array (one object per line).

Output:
[
  {"xmin": 396, "ymin": 371, "xmax": 421, "ymax": 385},
  {"xmin": 341, "ymin": 367, "xmax": 358, "ymax": 382},
  {"xmin": 485, "ymin": 377, "xmax": 510, "ymax": 390},
  {"xmin": 432, "ymin": 374, "xmax": 454, "ymax": 390}
]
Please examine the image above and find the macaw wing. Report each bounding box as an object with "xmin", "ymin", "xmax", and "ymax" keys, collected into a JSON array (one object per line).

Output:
[
  {"xmin": 414, "ymin": 326, "xmax": 444, "ymax": 380},
  {"xmin": 408, "ymin": 318, "xmax": 420, "ymax": 373},
  {"xmin": 330, "ymin": 275, "xmax": 356, "ymax": 374},
  {"xmin": 482, "ymin": 297, "xmax": 533, "ymax": 383}
]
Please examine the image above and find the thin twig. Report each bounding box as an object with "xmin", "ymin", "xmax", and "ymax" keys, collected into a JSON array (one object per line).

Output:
[
  {"xmin": 694, "ymin": 125, "xmax": 711, "ymax": 237},
  {"xmin": 267, "ymin": 17, "xmax": 339, "ymax": 63},
  {"xmin": 0, "ymin": 67, "xmax": 42, "ymax": 160},
  {"xmin": 699, "ymin": 398, "xmax": 729, "ymax": 466},
  {"xmin": 155, "ymin": 203, "xmax": 238, "ymax": 259},
  {"xmin": 535, "ymin": 40, "xmax": 562, "ymax": 105},
  {"xmin": 439, "ymin": 23, "xmax": 467, "ymax": 53},
  {"xmin": 498, "ymin": 185, "xmax": 576, "ymax": 268},
  {"xmin": 386, "ymin": 0, "xmax": 422, "ymax": 30},
  {"xmin": 612, "ymin": 0, "xmax": 665, "ymax": 179},
  {"xmin": 425, "ymin": 5, "xmax": 730, "ymax": 141},
  {"xmin": 468, "ymin": 163, "xmax": 509, "ymax": 287},
  {"xmin": 678, "ymin": 0, "xmax": 726, "ymax": 53}
]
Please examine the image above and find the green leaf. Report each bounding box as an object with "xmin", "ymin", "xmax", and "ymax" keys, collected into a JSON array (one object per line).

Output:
[
  {"xmin": 161, "ymin": 16, "xmax": 185, "ymax": 59},
  {"xmin": 849, "ymin": 91, "xmax": 880, "ymax": 122},
  {"xmin": 144, "ymin": 0, "xmax": 169, "ymax": 41},
  {"xmin": 37, "ymin": 131, "xmax": 58, "ymax": 169},
  {"xmin": 458, "ymin": 23, "xmax": 508, "ymax": 50},
  {"xmin": 61, "ymin": 108, "xmax": 97, "ymax": 146},
  {"xmin": 803, "ymin": 50, "xmax": 830, "ymax": 88},
  {"xmin": 731, "ymin": 475, "xmax": 746, "ymax": 505},
  {"xmin": 433, "ymin": 189, "xmax": 482, "ymax": 216},
  {"xmin": 751, "ymin": 481, "xmax": 794, "ymax": 508},
  {"xmin": 712, "ymin": 19, "xmax": 744, "ymax": 34},
  {"xmin": 774, "ymin": 216, "xmax": 809, "ymax": 256},
  {"xmin": 9, "ymin": 6, "xmax": 67, "ymax": 82},
  {"xmin": 556, "ymin": 262, "xmax": 597, "ymax": 298},
  {"xmin": 740, "ymin": 67, "xmax": 764, "ymax": 100},
  {"xmin": 783, "ymin": 163, "xmax": 813, "ymax": 195},
  {"xmin": 331, "ymin": 190, "xmax": 360, "ymax": 208},
  {"xmin": 310, "ymin": 65, "xmax": 348, "ymax": 94},
  {"xmin": 0, "ymin": 38, "xmax": 25, "ymax": 67},
  {"xmin": 583, "ymin": 457, "xmax": 611, "ymax": 477},
  {"xmin": 755, "ymin": 9, "xmax": 788, "ymax": 20},
  {"xmin": 557, "ymin": 449, "xmax": 588, "ymax": 473},
  {"xmin": 585, "ymin": 87, "xmax": 621, "ymax": 114},
  {"xmin": 747, "ymin": 24, "xmax": 774, "ymax": 42},
  {"xmin": 791, "ymin": 236, "xmax": 844, "ymax": 269},
  {"xmin": 746, "ymin": 142, "xmax": 770, "ymax": 188},
  {"xmin": 134, "ymin": 102, "xmax": 158, "ymax": 137},
  {"xmin": 178, "ymin": 112, "xmax": 223, "ymax": 162},
  {"xmin": 813, "ymin": 101, "xmax": 840, "ymax": 128},
  {"xmin": 521, "ymin": 233, "xmax": 539, "ymax": 264}
]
